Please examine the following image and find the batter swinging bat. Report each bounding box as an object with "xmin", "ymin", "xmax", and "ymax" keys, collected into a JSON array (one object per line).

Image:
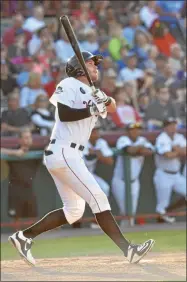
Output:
[{"xmin": 59, "ymin": 15, "xmax": 107, "ymax": 118}]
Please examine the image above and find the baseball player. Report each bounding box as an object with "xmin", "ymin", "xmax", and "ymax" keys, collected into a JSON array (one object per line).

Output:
[
  {"xmin": 112, "ymin": 122, "xmax": 154, "ymax": 226},
  {"xmin": 83, "ymin": 123, "xmax": 113, "ymax": 197},
  {"xmin": 9, "ymin": 51, "xmax": 154, "ymax": 266},
  {"xmin": 154, "ymin": 117, "xmax": 186, "ymax": 223}
]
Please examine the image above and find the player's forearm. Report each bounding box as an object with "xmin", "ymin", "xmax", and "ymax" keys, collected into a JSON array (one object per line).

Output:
[
  {"xmin": 125, "ymin": 146, "xmax": 143, "ymax": 156},
  {"xmin": 1, "ymin": 148, "xmax": 18, "ymax": 156},
  {"xmin": 97, "ymin": 155, "xmax": 114, "ymax": 165},
  {"xmin": 57, "ymin": 102, "xmax": 91, "ymax": 122},
  {"xmin": 163, "ymin": 151, "xmax": 179, "ymax": 159},
  {"xmin": 106, "ymin": 97, "xmax": 116, "ymax": 113},
  {"xmin": 139, "ymin": 148, "xmax": 153, "ymax": 156}
]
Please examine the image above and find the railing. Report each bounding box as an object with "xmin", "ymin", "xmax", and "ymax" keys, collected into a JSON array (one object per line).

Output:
[{"xmin": 1, "ymin": 129, "xmax": 186, "ymax": 149}]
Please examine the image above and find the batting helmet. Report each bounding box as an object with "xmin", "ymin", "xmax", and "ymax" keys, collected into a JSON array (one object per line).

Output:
[{"xmin": 66, "ymin": 51, "xmax": 103, "ymax": 78}]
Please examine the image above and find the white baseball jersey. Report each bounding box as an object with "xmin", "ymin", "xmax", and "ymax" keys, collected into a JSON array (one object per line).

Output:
[
  {"xmin": 83, "ymin": 138, "xmax": 113, "ymax": 173},
  {"xmin": 49, "ymin": 77, "xmax": 99, "ymax": 146},
  {"xmin": 155, "ymin": 132, "xmax": 186, "ymax": 171},
  {"xmin": 113, "ymin": 135, "xmax": 154, "ymax": 181}
]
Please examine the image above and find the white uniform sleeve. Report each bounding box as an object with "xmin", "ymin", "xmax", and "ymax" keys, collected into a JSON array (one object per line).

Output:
[
  {"xmin": 116, "ymin": 136, "xmax": 132, "ymax": 150},
  {"xmin": 95, "ymin": 139, "xmax": 113, "ymax": 157},
  {"xmin": 138, "ymin": 137, "xmax": 155, "ymax": 151},
  {"xmin": 174, "ymin": 134, "xmax": 187, "ymax": 147},
  {"xmin": 49, "ymin": 80, "xmax": 76, "ymax": 108},
  {"xmin": 155, "ymin": 134, "xmax": 172, "ymax": 155}
]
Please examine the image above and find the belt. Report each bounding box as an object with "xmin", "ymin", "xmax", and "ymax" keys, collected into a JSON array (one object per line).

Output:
[
  {"xmin": 164, "ymin": 170, "xmax": 178, "ymax": 175},
  {"xmin": 49, "ymin": 139, "xmax": 85, "ymax": 151}
]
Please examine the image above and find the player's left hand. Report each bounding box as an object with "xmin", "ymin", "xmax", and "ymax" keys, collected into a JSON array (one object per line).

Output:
[{"xmin": 93, "ymin": 89, "xmax": 110, "ymax": 105}]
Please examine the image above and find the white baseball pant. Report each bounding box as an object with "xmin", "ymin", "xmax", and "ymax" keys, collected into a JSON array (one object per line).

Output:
[
  {"xmin": 93, "ymin": 174, "xmax": 110, "ymax": 197},
  {"xmin": 44, "ymin": 143, "xmax": 111, "ymax": 224},
  {"xmin": 111, "ymin": 177, "xmax": 140, "ymax": 215},
  {"xmin": 154, "ymin": 168, "xmax": 186, "ymax": 214}
]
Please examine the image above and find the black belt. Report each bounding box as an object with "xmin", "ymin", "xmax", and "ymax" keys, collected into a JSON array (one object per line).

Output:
[
  {"xmin": 164, "ymin": 170, "xmax": 178, "ymax": 175},
  {"xmin": 49, "ymin": 139, "xmax": 85, "ymax": 152}
]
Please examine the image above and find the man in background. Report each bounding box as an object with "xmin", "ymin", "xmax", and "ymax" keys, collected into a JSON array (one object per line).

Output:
[{"xmin": 1, "ymin": 128, "xmax": 40, "ymax": 229}]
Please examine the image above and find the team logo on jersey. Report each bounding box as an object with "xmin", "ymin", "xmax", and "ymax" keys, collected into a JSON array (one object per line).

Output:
[
  {"xmin": 55, "ymin": 86, "xmax": 63, "ymax": 94},
  {"xmin": 80, "ymin": 87, "xmax": 86, "ymax": 94}
]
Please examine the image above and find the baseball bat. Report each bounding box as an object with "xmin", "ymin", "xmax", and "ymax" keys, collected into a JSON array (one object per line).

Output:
[{"xmin": 59, "ymin": 15, "xmax": 107, "ymax": 118}]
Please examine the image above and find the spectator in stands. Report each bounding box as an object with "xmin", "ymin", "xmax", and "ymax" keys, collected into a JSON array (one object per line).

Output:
[
  {"xmin": 123, "ymin": 13, "xmax": 149, "ymax": 46},
  {"xmin": 109, "ymin": 24, "xmax": 130, "ymax": 61},
  {"xmin": 31, "ymin": 94, "xmax": 55, "ymax": 136},
  {"xmin": 7, "ymin": 29, "xmax": 29, "ymax": 70},
  {"xmin": 116, "ymin": 46, "xmax": 129, "ymax": 72},
  {"xmin": 133, "ymin": 31, "xmax": 152, "ymax": 66},
  {"xmin": 1, "ymin": 62, "xmax": 18, "ymax": 96},
  {"xmin": 100, "ymin": 69, "xmax": 117, "ymax": 97},
  {"xmin": 154, "ymin": 54, "xmax": 168, "ymax": 80},
  {"xmin": 72, "ymin": 1, "xmax": 97, "ymax": 26},
  {"xmin": 176, "ymin": 58, "xmax": 186, "ymax": 82},
  {"xmin": 160, "ymin": 62, "xmax": 176, "ymax": 87},
  {"xmin": 110, "ymin": 83, "xmax": 142, "ymax": 128},
  {"xmin": 156, "ymin": 1, "xmax": 185, "ymax": 18},
  {"xmin": 1, "ymin": 44, "xmax": 18, "ymax": 74},
  {"xmin": 55, "ymin": 27, "xmax": 82, "ymax": 63},
  {"xmin": 20, "ymin": 72, "xmax": 47, "ymax": 108},
  {"xmin": 98, "ymin": 5, "xmax": 118, "ymax": 35},
  {"xmin": 140, "ymin": 1, "xmax": 177, "ymax": 57},
  {"xmin": 1, "ymin": 92, "xmax": 32, "ymax": 136},
  {"xmin": 28, "ymin": 25, "xmax": 54, "ymax": 57},
  {"xmin": 80, "ymin": 28, "xmax": 99, "ymax": 53},
  {"xmin": 23, "ymin": 5, "xmax": 46, "ymax": 33},
  {"xmin": 118, "ymin": 52, "xmax": 144, "ymax": 83},
  {"xmin": 2, "ymin": 13, "xmax": 31, "ymax": 47},
  {"xmin": 168, "ymin": 43, "xmax": 183, "ymax": 74},
  {"xmin": 16, "ymin": 57, "xmax": 34, "ymax": 87},
  {"xmin": 140, "ymin": 45, "xmax": 159, "ymax": 70},
  {"xmin": 44, "ymin": 61, "xmax": 65, "ymax": 98},
  {"xmin": 99, "ymin": 56, "xmax": 116, "ymax": 79},
  {"xmin": 138, "ymin": 92, "xmax": 150, "ymax": 119},
  {"xmin": 93, "ymin": 35, "xmax": 110, "ymax": 58},
  {"xmin": 112, "ymin": 122, "xmax": 154, "ymax": 227},
  {"xmin": 1, "ymin": 128, "xmax": 39, "ymax": 224},
  {"xmin": 145, "ymin": 84, "xmax": 179, "ymax": 130}
]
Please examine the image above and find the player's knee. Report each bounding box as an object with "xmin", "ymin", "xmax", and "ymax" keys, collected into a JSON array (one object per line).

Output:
[
  {"xmin": 89, "ymin": 190, "xmax": 111, "ymax": 214},
  {"xmin": 63, "ymin": 206, "xmax": 85, "ymax": 224}
]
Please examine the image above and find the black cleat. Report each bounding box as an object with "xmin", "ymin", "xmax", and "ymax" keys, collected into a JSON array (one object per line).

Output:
[
  {"xmin": 8, "ymin": 231, "xmax": 35, "ymax": 266},
  {"xmin": 127, "ymin": 239, "xmax": 155, "ymax": 263}
]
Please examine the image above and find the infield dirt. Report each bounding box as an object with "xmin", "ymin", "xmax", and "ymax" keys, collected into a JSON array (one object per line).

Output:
[{"xmin": 1, "ymin": 252, "xmax": 186, "ymax": 281}]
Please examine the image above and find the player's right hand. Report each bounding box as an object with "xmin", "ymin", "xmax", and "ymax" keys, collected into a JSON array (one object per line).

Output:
[{"xmin": 89, "ymin": 103, "xmax": 106, "ymax": 116}]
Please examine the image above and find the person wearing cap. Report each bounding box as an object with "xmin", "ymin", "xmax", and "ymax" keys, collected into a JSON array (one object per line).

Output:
[
  {"xmin": 154, "ymin": 117, "xmax": 186, "ymax": 223},
  {"xmin": 83, "ymin": 124, "xmax": 114, "ymax": 228},
  {"xmin": 112, "ymin": 122, "xmax": 154, "ymax": 226},
  {"xmin": 23, "ymin": 5, "xmax": 45, "ymax": 33},
  {"xmin": 118, "ymin": 51, "xmax": 145, "ymax": 83}
]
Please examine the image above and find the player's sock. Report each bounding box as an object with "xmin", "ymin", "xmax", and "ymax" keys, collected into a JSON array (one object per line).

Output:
[
  {"xmin": 95, "ymin": 210, "xmax": 130, "ymax": 256},
  {"xmin": 23, "ymin": 208, "xmax": 68, "ymax": 239}
]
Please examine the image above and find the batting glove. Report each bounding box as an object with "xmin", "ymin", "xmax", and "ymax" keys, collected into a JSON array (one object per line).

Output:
[
  {"xmin": 88, "ymin": 103, "xmax": 106, "ymax": 116},
  {"xmin": 93, "ymin": 89, "xmax": 112, "ymax": 106}
]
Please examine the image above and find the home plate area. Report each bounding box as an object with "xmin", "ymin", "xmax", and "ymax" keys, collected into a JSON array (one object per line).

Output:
[{"xmin": 1, "ymin": 252, "xmax": 186, "ymax": 281}]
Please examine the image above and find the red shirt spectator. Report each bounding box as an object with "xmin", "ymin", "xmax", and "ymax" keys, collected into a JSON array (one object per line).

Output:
[
  {"xmin": 72, "ymin": 2, "xmax": 98, "ymax": 25},
  {"xmin": 2, "ymin": 13, "xmax": 32, "ymax": 47},
  {"xmin": 110, "ymin": 85, "xmax": 142, "ymax": 128}
]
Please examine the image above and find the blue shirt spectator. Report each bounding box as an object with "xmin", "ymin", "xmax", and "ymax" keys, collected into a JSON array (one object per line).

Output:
[
  {"xmin": 123, "ymin": 13, "xmax": 148, "ymax": 46},
  {"xmin": 156, "ymin": 1, "xmax": 184, "ymax": 14}
]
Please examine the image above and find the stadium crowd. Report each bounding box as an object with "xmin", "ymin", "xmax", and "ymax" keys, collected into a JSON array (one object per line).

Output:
[{"xmin": 1, "ymin": 0, "xmax": 186, "ymax": 137}]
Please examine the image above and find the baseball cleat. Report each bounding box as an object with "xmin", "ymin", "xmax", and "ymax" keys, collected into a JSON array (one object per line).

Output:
[
  {"xmin": 159, "ymin": 214, "xmax": 176, "ymax": 224},
  {"xmin": 8, "ymin": 231, "xmax": 35, "ymax": 266},
  {"xmin": 127, "ymin": 239, "xmax": 155, "ymax": 264}
]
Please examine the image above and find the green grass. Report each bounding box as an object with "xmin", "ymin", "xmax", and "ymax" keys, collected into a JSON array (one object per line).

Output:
[{"xmin": 1, "ymin": 230, "xmax": 186, "ymax": 261}]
